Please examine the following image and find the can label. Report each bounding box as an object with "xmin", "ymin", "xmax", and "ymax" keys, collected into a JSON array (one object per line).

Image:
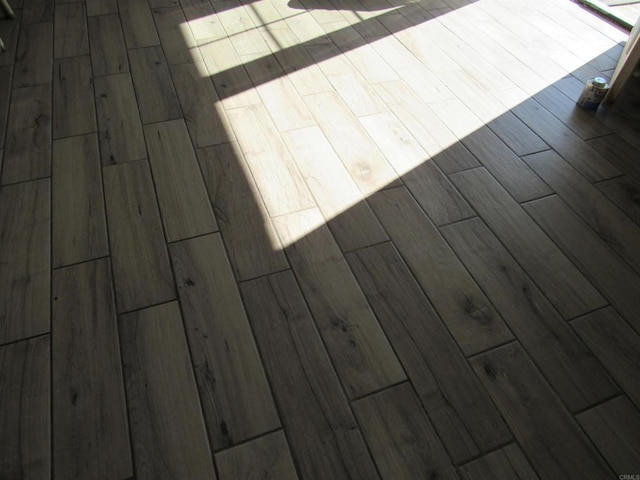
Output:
[{"xmin": 577, "ymin": 77, "xmax": 609, "ymax": 110}]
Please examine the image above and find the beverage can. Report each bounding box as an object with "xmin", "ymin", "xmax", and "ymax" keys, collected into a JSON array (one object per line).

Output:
[{"xmin": 577, "ymin": 77, "xmax": 610, "ymax": 110}]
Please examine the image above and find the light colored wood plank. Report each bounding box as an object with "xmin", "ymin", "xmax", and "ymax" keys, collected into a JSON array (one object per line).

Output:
[
  {"xmin": 94, "ymin": 73, "xmax": 146, "ymax": 165},
  {"xmin": 129, "ymin": 46, "xmax": 182, "ymax": 124},
  {"xmin": 0, "ymin": 179, "xmax": 50, "ymax": 344},
  {"xmin": 0, "ymin": 65, "xmax": 13, "ymax": 148},
  {"xmin": 273, "ymin": 208, "xmax": 406, "ymax": 398},
  {"xmin": 86, "ymin": 0, "xmax": 117, "ymax": 16},
  {"xmin": 103, "ymin": 160, "xmax": 175, "ymax": 312},
  {"xmin": 282, "ymin": 126, "xmax": 388, "ymax": 252},
  {"xmin": 14, "ymin": 22, "xmax": 53, "ymax": 88},
  {"xmin": 441, "ymin": 217, "xmax": 617, "ymax": 412},
  {"xmin": 52, "ymin": 259, "xmax": 131, "ymax": 480},
  {"xmin": 118, "ymin": 0, "xmax": 159, "ymax": 48},
  {"xmin": 119, "ymin": 302, "xmax": 218, "ymax": 480},
  {"xmin": 52, "ymin": 134, "xmax": 108, "ymax": 267},
  {"xmin": 367, "ymin": 187, "xmax": 514, "ymax": 356},
  {"xmin": 180, "ymin": 0, "xmax": 224, "ymax": 45},
  {"xmin": 54, "ymin": 3, "xmax": 89, "ymax": 58},
  {"xmin": 595, "ymin": 176, "xmax": 640, "ymax": 226},
  {"xmin": 450, "ymin": 168, "xmax": 606, "ymax": 319},
  {"xmin": 241, "ymin": 271, "xmax": 381, "ymax": 480},
  {"xmin": 153, "ymin": 6, "xmax": 197, "ymax": 66},
  {"xmin": 470, "ymin": 342, "xmax": 612, "ymax": 479},
  {"xmin": 169, "ymin": 233, "xmax": 280, "ymax": 449},
  {"xmin": 458, "ymin": 444, "xmax": 540, "ymax": 480},
  {"xmin": 88, "ymin": 14, "xmax": 129, "ymax": 76},
  {"xmin": 353, "ymin": 383, "xmax": 457, "ymax": 480},
  {"xmin": 346, "ymin": 242, "xmax": 511, "ymax": 464},
  {"xmin": 53, "ymin": 56, "xmax": 96, "ymax": 139},
  {"xmin": 0, "ymin": 336, "xmax": 50, "ymax": 480},
  {"xmin": 216, "ymin": 431, "xmax": 299, "ymax": 480},
  {"xmin": 23, "ymin": 0, "xmax": 53, "ymax": 24}
]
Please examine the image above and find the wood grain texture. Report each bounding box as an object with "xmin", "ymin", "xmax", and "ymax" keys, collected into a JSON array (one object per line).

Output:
[
  {"xmin": 118, "ymin": 0, "xmax": 159, "ymax": 48},
  {"xmin": 88, "ymin": 14, "xmax": 129, "ymax": 76},
  {"xmin": 368, "ymin": 187, "xmax": 513, "ymax": 356},
  {"xmin": 346, "ymin": 242, "xmax": 511, "ymax": 463},
  {"xmin": 86, "ymin": 0, "xmax": 117, "ymax": 17},
  {"xmin": 0, "ymin": 336, "xmax": 50, "ymax": 480},
  {"xmin": 353, "ymin": 383, "xmax": 457, "ymax": 480},
  {"xmin": 486, "ymin": 111, "xmax": 548, "ymax": 156},
  {"xmin": 53, "ymin": 56, "xmax": 96, "ymax": 139},
  {"xmin": 52, "ymin": 259, "xmax": 131, "ymax": 480},
  {"xmin": 273, "ymin": 208, "xmax": 406, "ymax": 398},
  {"xmin": 241, "ymin": 271, "xmax": 381, "ymax": 480},
  {"xmin": 450, "ymin": 167, "xmax": 606, "ymax": 319},
  {"xmin": 0, "ymin": 10, "xmax": 21, "ymax": 68},
  {"xmin": 588, "ymin": 134, "xmax": 640, "ymax": 184},
  {"xmin": 595, "ymin": 176, "xmax": 640, "ymax": 226},
  {"xmin": 14, "ymin": 22, "xmax": 53, "ymax": 87},
  {"xmin": 52, "ymin": 134, "xmax": 108, "ymax": 267},
  {"xmin": 119, "ymin": 302, "xmax": 217, "ymax": 480},
  {"xmin": 0, "ymin": 66, "xmax": 11, "ymax": 148},
  {"xmin": 103, "ymin": 160, "xmax": 175, "ymax": 312},
  {"xmin": 458, "ymin": 444, "xmax": 540, "ymax": 480},
  {"xmin": 144, "ymin": 119, "xmax": 217, "ymax": 242},
  {"xmin": 471, "ymin": 342, "xmax": 612, "ymax": 479},
  {"xmin": 0, "ymin": 179, "xmax": 50, "ymax": 344},
  {"xmin": 2, "ymin": 85, "xmax": 51, "ymax": 185},
  {"xmin": 153, "ymin": 6, "xmax": 197, "ymax": 66},
  {"xmin": 169, "ymin": 234, "xmax": 280, "ymax": 450},
  {"xmin": 23, "ymin": 0, "xmax": 54, "ymax": 24},
  {"xmin": 54, "ymin": 3, "xmax": 89, "ymax": 58},
  {"xmin": 216, "ymin": 431, "xmax": 299, "ymax": 480}
]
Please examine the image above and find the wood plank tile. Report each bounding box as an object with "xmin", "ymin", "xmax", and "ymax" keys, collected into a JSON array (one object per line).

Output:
[
  {"xmin": 86, "ymin": 0, "xmax": 117, "ymax": 16},
  {"xmin": 103, "ymin": 160, "xmax": 175, "ymax": 312},
  {"xmin": 197, "ymin": 143, "xmax": 289, "ymax": 280},
  {"xmin": 118, "ymin": 0, "xmax": 160, "ymax": 48},
  {"xmin": 169, "ymin": 234, "xmax": 280, "ymax": 450},
  {"xmin": 282, "ymin": 126, "xmax": 388, "ymax": 252},
  {"xmin": 88, "ymin": 14, "xmax": 129, "ymax": 76},
  {"xmin": 52, "ymin": 134, "xmax": 108, "ymax": 267},
  {"xmin": 524, "ymin": 149, "xmax": 640, "ymax": 274},
  {"xmin": 572, "ymin": 307, "xmax": 640, "ymax": 409},
  {"xmin": 144, "ymin": 119, "xmax": 217, "ymax": 242},
  {"xmin": 0, "ymin": 65, "xmax": 13, "ymax": 148},
  {"xmin": 587, "ymin": 134, "xmax": 640, "ymax": 184},
  {"xmin": 129, "ymin": 46, "xmax": 182, "ymax": 124},
  {"xmin": 450, "ymin": 168, "xmax": 606, "ymax": 319},
  {"xmin": 119, "ymin": 302, "xmax": 218, "ymax": 480},
  {"xmin": 153, "ymin": 6, "xmax": 197, "ymax": 66},
  {"xmin": 577, "ymin": 396, "xmax": 640, "ymax": 475},
  {"xmin": 241, "ymin": 271, "xmax": 381, "ymax": 480},
  {"xmin": 216, "ymin": 431, "xmax": 299, "ymax": 480},
  {"xmin": 595, "ymin": 176, "xmax": 640, "ymax": 226},
  {"xmin": 441, "ymin": 217, "xmax": 617, "ymax": 412},
  {"xmin": 353, "ymin": 383, "xmax": 457, "ymax": 480},
  {"xmin": 470, "ymin": 342, "xmax": 612, "ymax": 479},
  {"xmin": 346, "ymin": 242, "xmax": 511, "ymax": 463},
  {"xmin": 367, "ymin": 187, "xmax": 514, "ymax": 356},
  {"xmin": 0, "ymin": 10, "xmax": 21, "ymax": 68},
  {"xmin": 486, "ymin": 111, "xmax": 548, "ymax": 157},
  {"xmin": 273, "ymin": 208, "xmax": 406, "ymax": 398},
  {"xmin": 52, "ymin": 259, "xmax": 131, "ymax": 480},
  {"xmin": 53, "ymin": 56, "xmax": 96, "ymax": 139},
  {"xmin": 0, "ymin": 179, "xmax": 50, "ymax": 344},
  {"xmin": 458, "ymin": 444, "xmax": 540, "ymax": 480},
  {"xmin": 23, "ymin": 0, "xmax": 54, "ymax": 24},
  {"xmin": 0, "ymin": 336, "xmax": 50, "ymax": 480},
  {"xmin": 54, "ymin": 3, "xmax": 89, "ymax": 58},
  {"xmin": 94, "ymin": 73, "xmax": 147, "ymax": 165},
  {"xmin": 14, "ymin": 22, "xmax": 53, "ymax": 88}
]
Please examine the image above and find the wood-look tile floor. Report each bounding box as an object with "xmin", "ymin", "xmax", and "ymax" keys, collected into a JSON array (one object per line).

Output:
[{"xmin": 1, "ymin": 0, "xmax": 640, "ymax": 477}]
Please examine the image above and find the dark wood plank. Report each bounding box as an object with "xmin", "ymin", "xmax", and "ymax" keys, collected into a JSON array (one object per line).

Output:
[
  {"xmin": 450, "ymin": 167, "xmax": 606, "ymax": 319},
  {"xmin": 53, "ymin": 56, "xmax": 96, "ymax": 139},
  {"xmin": 572, "ymin": 307, "xmax": 640, "ymax": 409},
  {"xmin": 52, "ymin": 134, "xmax": 108, "ymax": 267},
  {"xmin": 353, "ymin": 383, "xmax": 457, "ymax": 480},
  {"xmin": 577, "ymin": 396, "xmax": 640, "ymax": 475},
  {"xmin": 367, "ymin": 187, "xmax": 514, "ymax": 355},
  {"xmin": 0, "ymin": 10, "xmax": 21, "ymax": 68},
  {"xmin": 117, "ymin": 0, "xmax": 160, "ymax": 49},
  {"xmin": 215, "ymin": 431, "xmax": 299, "ymax": 480},
  {"xmin": 197, "ymin": 143, "xmax": 289, "ymax": 281},
  {"xmin": 486, "ymin": 111, "xmax": 548, "ymax": 157},
  {"xmin": 153, "ymin": 6, "xmax": 196, "ymax": 66},
  {"xmin": 119, "ymin": 302, "xmax": 218, "ymax": 480},
  {"xmin": 2, "ymin": 85, "xmax": 51, "ymax": 185},
  {"xmin": 14, "ymin": 22, "xmax": 53, "ymax": 88},
  {"xmin": 470, "ymin": 342, "xmax": 612, "ymax": 479},
  {"xmin": 23, "ymin": 0, "xmax": 54, "ymax": 24},
  {"xmin": 346, "ymin": 242, "xmax": 511, "ymax": 463},
  {"xmin": 169, "ymin": 234, "xmax": 280, "ymax": 450},
  {"xmin": 0, "ymin": 65, "xmax": 13, "ymax": 148},
  {"xmin": 458, "ymin": 444, "xmax": 540, "ymax": 480},
  {"xmin": 103, "ymin": 160, "xmax": 175, "ymax": 312},
  {"xmin": 273, "ymin": 208, "xmax": 406, "ymax": 398},
  {"xmin": 144, "ymin": 119, "xmax": 217, "ymax": 242},
  {"xmin": 86, "ymin": 0, "xmax": 117, "ymax": 16},
  {"xmin": 54, "ymin": 3, "xmax": 89, "ymax": 58},
  {"xmin": 0, "ymin": 336, "xmax": 50, "ymax": 480},
  {"xmin": 52, "ymin": 259, "xmax": 131, "ymax": 480},
  {"xmin": 523, "ymin": 195, "xmax": 640, "ymax": 330},
  {"xmin": 595, "ymin": 176, "xmax": 640, "ymax": 226},
  {"xmin": 588, "ymin": 134, "xmax": 640, "ymax": 184},
  {"xmin": 94, "ymin": 73, "xmax": 146, "ymax": 165},
  {"xmin": 129, "ymin": 46, "xmax": 182, "ymax": 124},
  {"xmin": 0, "ymin": 179, "xmax": 50, "ymax": 344},
  {"xmin": 241, "ymin": 271, "xmax": 381, "ymax": 480},
  {"xmin": 88, "ymin": 14, "xmax": 129, "ymax": 76}
]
